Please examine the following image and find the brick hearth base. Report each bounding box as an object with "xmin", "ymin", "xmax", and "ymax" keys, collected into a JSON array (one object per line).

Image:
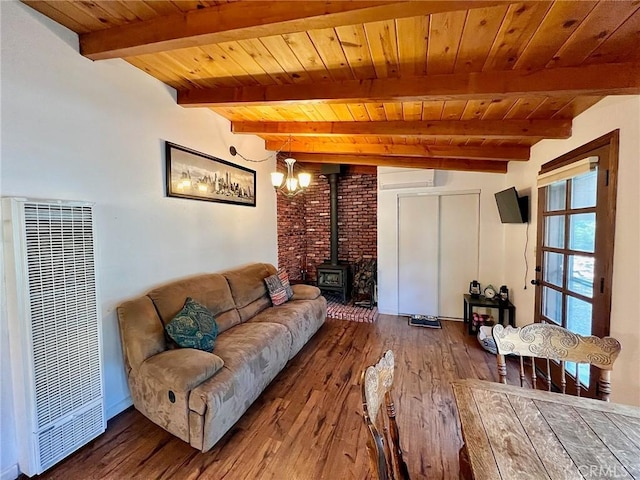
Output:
[{"xmin": 326, "ymin": 294, "xmax": 378, "ymax": 323}]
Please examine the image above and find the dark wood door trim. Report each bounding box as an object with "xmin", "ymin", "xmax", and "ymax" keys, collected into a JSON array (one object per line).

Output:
[
  {"xmin": 538, "ymin": 130, "xmax": 620, "ymax": 176},
  {"xmin": 534, "ymin": 130, "xmax": 619, "ymax": 398}
]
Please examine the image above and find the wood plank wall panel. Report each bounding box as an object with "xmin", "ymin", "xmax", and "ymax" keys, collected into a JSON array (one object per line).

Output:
[
  {"xmin": 548, "ymin": 2, "xmax": 640, "ymax": 68},
  {"xmin": 200, "ymin": 44, "xmax": 264, "ymax": 86},
  {"xmin": 333, "ymin": 25, "xmax": 376, "ymax": 80},
  {"xmin": 118, "ymin": 1, "xmax": 170, "ymax": 22},
  {"xmin": 442, "ymin": 100, "xmax": 468, "ymax": 121},
  {"xmin": 422, "ymin": 100, "xmax": 446, "ymax": 121},
  {"xmin": 314, "ymin": 104, "xmax": 342, "ymax": 122},
  {"xmin": 364, "ymin": 19, "xmax": 400, "ymax": 79},
  {"xmin": 514, "ymin": 1, "xmax": 597, "ymax": 70},
  {"xmin": 213, "ymin": 41, "xmax": 278, "ymax": 85},
  {"xmin": 125, "ymin": 55, "xmax": 189, "ymax": 90},
  {"xmin": 21, "ymin": 1, "xmax": 92, "ymax": 33},
  {"xmin": 148, "ymin": 1, "xmax": 191, "ymax": 16},
  {"xmin": 383, "ymin": 102, "xmax": 403, "ymax": 121},
  {"xmin": 179, "ymin": 47, "xmax": 247, "ymax": 87},
  {"xmin": 585, "ymin": 11, "xmax": 640, "ymax": 64},
  {"xmin": 427, "ymin": 10, "xmax": 467, "ymax": 75},
  {"xmin": 236, "ymin": 38, "xmax": 295, "ymax": 84},
  {"xmin": 307, "ymin": 28, "xmax": 354, "ymax": 82},
  {"xmin": 260, "ymin": 35, "xmax": 314, "ymax": 84},
  {"xmin": 454, "ymin": 5, "xmax": 509, "ymax": 73},
  {"xmin": 364, "ymin": 103, "xmax": 387, "ymax": 122},
  {"xmin": 282, "ymin": 32, "xmax": 334, "ymax": 83},
  {"xmin": 552, "ymin": 95, "xmax": 603, "ymax": 120},
  {"xmin": 396, "ymin": 15, "xmax": 429, "ymax": 77},
  {"xmin": 482, "ymin": 2, "xmax": 553, "ymax": 72},
  {"xmin": 528, "ymin": 96, "xmax": 574, "ymax": 120}
]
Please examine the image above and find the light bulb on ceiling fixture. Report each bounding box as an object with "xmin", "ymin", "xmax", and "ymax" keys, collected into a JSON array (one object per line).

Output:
[
  {"xmin": 229, "ymin": 136, "xmax": 311, "ymax": 198},
  {"xmin": 267, "ymin": 142, "xmax": 309, "ymax": 197}
]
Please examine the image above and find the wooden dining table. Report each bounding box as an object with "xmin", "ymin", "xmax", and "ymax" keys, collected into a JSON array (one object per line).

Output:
[{"xmin": 452, "ymin": 379, "xmax": 640, "ymax": 480}]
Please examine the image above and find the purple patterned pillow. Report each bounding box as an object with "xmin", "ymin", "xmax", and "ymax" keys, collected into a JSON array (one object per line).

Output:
[{"xmin": 265, "ymin": 274, "xmax": 287, "ymax": 306}]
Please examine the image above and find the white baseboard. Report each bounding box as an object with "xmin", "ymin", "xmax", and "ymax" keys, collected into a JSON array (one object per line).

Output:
[
  {"xmin": 1, "ymin": 464, "xmax": 19, "ymax": 480},
  {"xmin": 106, "ymin": 396, "xmax": 132, "ymax": 420}
]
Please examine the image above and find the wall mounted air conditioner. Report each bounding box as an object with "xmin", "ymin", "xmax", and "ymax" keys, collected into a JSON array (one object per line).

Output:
[
  {"xmin": 378, "ymin": 169, "xmax": 435, "ymax": 190},
  {"xmin": 3, "ymin": 198, "xmax": 105, "ymax": 476}
]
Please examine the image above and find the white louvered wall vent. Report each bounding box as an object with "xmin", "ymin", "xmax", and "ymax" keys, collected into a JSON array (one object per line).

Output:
[{"xmin": 3, "ymin": 198, "xmax": 105, "ymax": 477}]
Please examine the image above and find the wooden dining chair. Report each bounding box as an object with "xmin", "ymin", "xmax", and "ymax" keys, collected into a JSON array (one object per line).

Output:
[
  {"xmin": 361, "ymin": 350, "xmax": 410, "ymax": 480},
  {"xmin": 492, "ymin": 323, "xmax": 621, "ymax": 401}
]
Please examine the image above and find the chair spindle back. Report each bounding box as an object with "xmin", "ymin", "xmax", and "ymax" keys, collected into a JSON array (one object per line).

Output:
[{"xmin": 492, "ymin": 323, "xmax": 621, "ymax": 401}]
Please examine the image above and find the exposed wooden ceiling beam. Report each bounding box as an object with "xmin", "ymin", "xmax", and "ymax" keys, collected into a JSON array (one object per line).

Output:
[
  {"xmin": 232, "ymin": 119, "xmax": 571, "ymax": 139},
  {"xmin": 79, "ymin": 1, "xmax": 505, "ymax": 60},
  {"xmin": 267, "ymin": 140, "xmax": 529, "ymax": 161},
  {"xmin": 297, "ymin": 162, "xmax": 378, "ymax": 175},
  {"xmin": 291, "ymin": 153, "xmax": 508, "ymax": 173},
  {"xmin": 180, "ymin": 62, "xmax": 640, "ymax": 107}
]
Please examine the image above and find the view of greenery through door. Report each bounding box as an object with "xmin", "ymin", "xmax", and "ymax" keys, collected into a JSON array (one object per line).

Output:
[
  {"xmin": 542, "ymin": 169, "xmax": 597, "ymax": 386},
  {"xmin": 535, "ymin": 131, "xmax": 618, "ymax": 398}
]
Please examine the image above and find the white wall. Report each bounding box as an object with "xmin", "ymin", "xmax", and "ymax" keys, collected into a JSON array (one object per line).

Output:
[
  {"xmin": 377, "ymin": 168, "xmax": 508, "ymax": 315},
  {"xmin": 504, "ymin": 95, "xmax": 640, "ymax": 406},
  {"xmin": 0, "ymin": 2, "xmax": 277, "ymax": 477}
]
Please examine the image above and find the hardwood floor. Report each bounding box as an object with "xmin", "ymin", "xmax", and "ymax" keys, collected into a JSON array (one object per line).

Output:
[{"xmin": 31, "ymin": 316, "xmax": 514, "ymax": 480}]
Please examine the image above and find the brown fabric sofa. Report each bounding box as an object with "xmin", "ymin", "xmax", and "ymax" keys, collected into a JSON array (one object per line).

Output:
[{"xmin": 117, "ymin": 263, "xmax": 327, "ymax": 452}]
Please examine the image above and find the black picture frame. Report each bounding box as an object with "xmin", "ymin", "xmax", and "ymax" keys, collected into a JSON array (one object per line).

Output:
[{"xmin": 165, "ymin": 141, "xmax": 256, "ymax": 207}]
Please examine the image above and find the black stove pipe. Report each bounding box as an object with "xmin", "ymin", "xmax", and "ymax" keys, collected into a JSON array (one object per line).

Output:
[{"xmin": 328, "ymin": 173, "xmax": 338, "ymax": 266}]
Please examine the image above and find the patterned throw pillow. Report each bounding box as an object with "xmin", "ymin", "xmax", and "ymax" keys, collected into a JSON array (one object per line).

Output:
[
  {"xmin": 277, "ymin": 268, "xmax": 294, "ymax": 299},
  {"xmin": 265, "ymin": 274, "xmax": 288, "ymax": 306},
  {"xmin": 165, "ymin": 297, "xmax": 219, "ymax": 352}
]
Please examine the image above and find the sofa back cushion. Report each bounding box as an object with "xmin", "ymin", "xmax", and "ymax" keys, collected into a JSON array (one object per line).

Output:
[
  {"xmin": 117, "ymin": 296, "xmax": 166, "ymax": 373},
  {"xmin": 147, "ymin": 273, "xmax": 241, "ymax": 334},
  {"xmin": 222, "ymin": 263, "xmax": 276, "ymax": 322}
]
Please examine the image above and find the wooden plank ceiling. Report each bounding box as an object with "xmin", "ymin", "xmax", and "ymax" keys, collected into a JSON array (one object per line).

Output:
[{"xmin": 24, "ymin": 1, "xmax": 640, "ymax": 173}]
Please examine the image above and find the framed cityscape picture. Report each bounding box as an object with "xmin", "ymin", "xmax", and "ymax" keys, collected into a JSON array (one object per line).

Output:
[{"xmin": 165, "ymin": 141, "xmax": 256, "ymax": 207}]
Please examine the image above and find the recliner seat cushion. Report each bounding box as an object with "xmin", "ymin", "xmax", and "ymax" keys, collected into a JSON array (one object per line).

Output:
[
  {"xmin": 190, "ymin": 321, "xmax": 292, "ymax": 450},
  {"xmin": 189, "ymin": 322, "xmax": 292, "ymax": 415}
]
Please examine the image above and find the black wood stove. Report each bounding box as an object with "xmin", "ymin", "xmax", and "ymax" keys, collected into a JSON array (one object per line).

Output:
[{"xmin": 316, "ymin": 172, "xmax": 350, "ymax": 303}]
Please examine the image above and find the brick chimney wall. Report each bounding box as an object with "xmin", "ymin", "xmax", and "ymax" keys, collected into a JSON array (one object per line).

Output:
[
  {"xmin": 336, "ymin": 173, "xmax": 378, "ymax": 264},
  {"xmin": 276, "ymin": 168, "xmax": 377, "ymax": 281},
  {"xmin": 303, "ymin": 175, "xmax": 330, "ymax": 281},
  {"xmin": 276, "ymin": 191, "xmax": 306, "ymax": 280}
]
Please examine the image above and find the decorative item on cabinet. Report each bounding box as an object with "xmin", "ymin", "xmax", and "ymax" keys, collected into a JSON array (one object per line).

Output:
[
  {"xmin": 469, "ymin": 280, "xmax": 481, "ymax": 298},
  {"xmin": 499, "ymin": 285, "xmax": 510, "ymax": 304}
]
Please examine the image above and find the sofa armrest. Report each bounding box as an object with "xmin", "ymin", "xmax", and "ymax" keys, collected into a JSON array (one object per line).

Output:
[
  {"xmin": 138, "ymin": 349, "xmax": 224, "ymax": 393},
  {"xmin": 291, "ymin": 284, "xmax": 321, "ymax": 300}
]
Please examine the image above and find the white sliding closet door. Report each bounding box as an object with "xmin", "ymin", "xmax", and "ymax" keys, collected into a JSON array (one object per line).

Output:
[
  {"xmin": 398, "ymin": 195, "xmax": 439, "ymax": 316},
  {"xmin": 397, "ymin": 192, "xmax": 479, "ymax": 318},
  {"xmin": 439, "ymin": 194, "xmax": 479, "ymax": 318}
]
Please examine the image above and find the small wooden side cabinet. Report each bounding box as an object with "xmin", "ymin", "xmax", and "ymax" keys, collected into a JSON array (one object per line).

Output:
[{"xmin": 463, "ymin": 294, "xmax": 515, "ymax": 335}]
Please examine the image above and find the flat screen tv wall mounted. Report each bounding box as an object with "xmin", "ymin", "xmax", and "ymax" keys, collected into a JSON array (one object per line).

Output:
[{"xmin": 495, "ymin": 187, "xmax": 529, "ymax": 224}]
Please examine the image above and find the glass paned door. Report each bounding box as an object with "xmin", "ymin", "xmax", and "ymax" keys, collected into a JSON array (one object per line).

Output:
[
  {"xmin": 534, "ymin": 132, "xmax": 618, "ymax": 399},
  {"xmin": 539, "ymin": 171, "xmax": 596, "ymax": 389}
]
